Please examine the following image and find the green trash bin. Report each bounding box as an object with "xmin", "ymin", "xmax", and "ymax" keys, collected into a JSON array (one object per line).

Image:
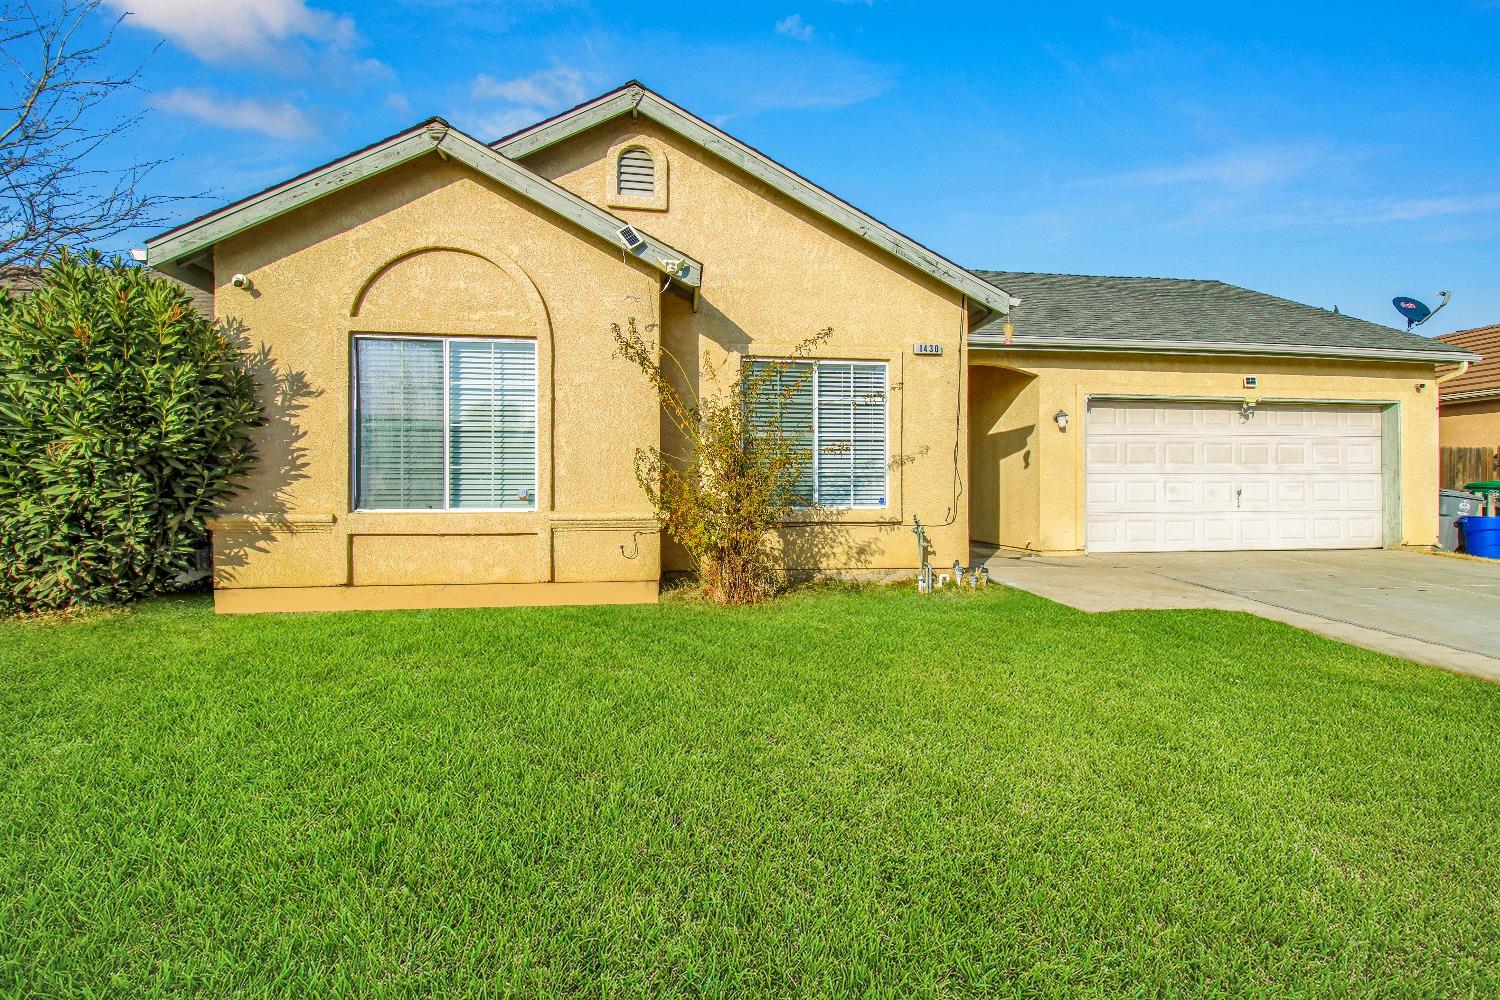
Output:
[{"xmin": 1464, "ymin": 481, "xmax": 1500, "ymax": 517}]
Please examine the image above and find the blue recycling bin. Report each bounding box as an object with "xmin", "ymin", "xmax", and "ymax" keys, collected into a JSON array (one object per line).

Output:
[{"xmin": 1458, "ymin": 515, "xmax": 1500, "ymax": 559}]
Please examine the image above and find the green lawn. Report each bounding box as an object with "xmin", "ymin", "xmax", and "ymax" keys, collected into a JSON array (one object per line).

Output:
[{"xmin": 2, "ymin": 586, "xmax": 1498, "ymax": 998}]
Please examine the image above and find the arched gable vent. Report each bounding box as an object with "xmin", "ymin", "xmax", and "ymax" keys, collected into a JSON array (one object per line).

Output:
[{"xmin": 617, "ymin": 147, "xmax": 655, "ymax": 197}]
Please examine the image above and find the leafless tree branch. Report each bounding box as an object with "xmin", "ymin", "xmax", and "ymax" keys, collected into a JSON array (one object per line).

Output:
[{"xmin": 0, "ymin": 0, "xmax": 177, "ymax": 269}]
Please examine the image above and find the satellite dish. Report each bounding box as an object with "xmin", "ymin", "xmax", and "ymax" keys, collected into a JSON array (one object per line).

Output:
[
  {"xmin": 1392, "ymin": 290, "xmax": 1452, "ymax": 330},
  {"xmin": 1393, "ymin": 297, "xmax": 1431, "ymax": 326}
]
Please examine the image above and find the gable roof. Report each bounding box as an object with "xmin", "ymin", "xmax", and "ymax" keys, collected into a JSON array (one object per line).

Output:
[
  {"xmin": 1436, "ymin": 325, "xmax": 1500, "ymax": 399},
  {"xmin": 494, "ymin": 81, "xmax": 1016, "ymax": 318},
  {"xmin": 969, "ymin": 271, "xmax": 1479, "ymax": 365},
  {"xmin": 145, "ymin": 118, "xmax": 702, "ymax": 292}
]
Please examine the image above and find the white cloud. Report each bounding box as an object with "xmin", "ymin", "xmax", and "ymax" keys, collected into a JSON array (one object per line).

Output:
[
  {"xmin": 1096, "ymin": 143, "xmax": 1348, "ymax": 191},
  {"xmin": 1257, "ymin": 192, "xmax": 1500, "ymax": 229},
  {"xmin": 105, "ymin": 0, "xmax": 382, "ymax": 75},
  {"xmin": 467, "ymin": 67, "xmax": 592, "ymax": 139},
  {"xmin": 775, "ymin": 14, "xmax": 815, "ymax": 41},
  {"xmin": 471, "ymin": 67, "xmax": 588, "ymax": 107},
  {"xmin": 474, "ymin": 105, "xmax": 557, "ymax": 139},
  {"xmin": 153, "ymin": 88, "xmax": 314, "ymax": 139}
]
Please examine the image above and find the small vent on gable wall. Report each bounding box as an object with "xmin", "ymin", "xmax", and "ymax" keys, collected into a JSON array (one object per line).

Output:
[{"xmin": 617, "ymin": 147, "xmax": 655, "ymax": 197}]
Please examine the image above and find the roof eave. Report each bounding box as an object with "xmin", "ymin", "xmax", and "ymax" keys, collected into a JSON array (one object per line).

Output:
[
  {"xmin": 1440, "ymin": 387, "xmax": 1500, "ymax": 403},
  {"xmin": 495, "ymin": 84, "xmax": 1015, "ymax": 317},
  {"xmin": 969, "ymin": 334, "xmax": 1481, "ymax": 365},
  {"xmin": 145, "ymin": 120, "xmax": 702, "ymax": 291}
]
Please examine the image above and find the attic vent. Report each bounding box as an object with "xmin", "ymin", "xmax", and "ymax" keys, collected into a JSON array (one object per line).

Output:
[{"xmin": 617, "ymin": 147, "xmax": 655, "ymax": 197}]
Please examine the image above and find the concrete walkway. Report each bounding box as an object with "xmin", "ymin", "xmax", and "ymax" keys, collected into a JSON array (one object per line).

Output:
[{"xmin": 976, "ymin": 547, "xmax": 1500, "ymax": 682}]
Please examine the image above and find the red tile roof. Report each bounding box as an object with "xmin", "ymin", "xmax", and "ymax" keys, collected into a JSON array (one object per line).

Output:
[{"xmin": 1437, "ymin": 325, "xmax": 1500, "ymax": 397}]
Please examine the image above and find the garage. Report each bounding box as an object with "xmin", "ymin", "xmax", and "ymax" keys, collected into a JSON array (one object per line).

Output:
[{"xmin": 1085, "ymin": 399, "xmax": 1385, "ymax": 553}]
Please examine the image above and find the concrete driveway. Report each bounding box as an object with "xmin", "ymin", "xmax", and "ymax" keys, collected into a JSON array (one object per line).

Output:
[{"xmin": 977, "ymin": 548, "xmax": 1500, "ymax": 681}]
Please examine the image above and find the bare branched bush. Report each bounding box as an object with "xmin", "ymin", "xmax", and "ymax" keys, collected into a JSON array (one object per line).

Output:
[
  {"xmin": 0, "ymin": 0, "xmax": 175, "ymax": 268},
  {"xmin": 613, "ymin": 319, "xmax": 832, "ymax": 604}
]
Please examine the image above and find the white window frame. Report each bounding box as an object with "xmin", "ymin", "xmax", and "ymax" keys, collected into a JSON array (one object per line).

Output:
[
  {"xmin": 746, "ymin": 357, "xmax": 890, "ymax": 511},
  {"xmin": 351, "ymin": 333, "xmax": 538, "ymax": 513}
]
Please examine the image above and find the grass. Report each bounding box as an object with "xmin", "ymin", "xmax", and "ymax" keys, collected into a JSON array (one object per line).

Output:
[{"xmin": 2, "ymin": 585, "xmax": 1498, "ymax": 998}]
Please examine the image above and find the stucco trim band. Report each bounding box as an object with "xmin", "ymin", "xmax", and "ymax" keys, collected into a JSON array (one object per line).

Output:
[
  {"xmin": 207, "ymin": 513, "xmax": 336, "ymax": 534},
  {"xmin": 213, "ymin": 581, "xmax": 660, "ymax": 614}
]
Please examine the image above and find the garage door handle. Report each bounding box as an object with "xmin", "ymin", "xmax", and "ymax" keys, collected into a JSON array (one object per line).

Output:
[{"xmin": 1236, "ymin": 487, "xmax": 1242, "ymax": 508}]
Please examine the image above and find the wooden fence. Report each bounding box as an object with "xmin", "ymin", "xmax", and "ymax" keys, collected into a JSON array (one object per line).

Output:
[{"xmin": 1440, "ymin": 446, "xmax": 1499, "ymax": 490}]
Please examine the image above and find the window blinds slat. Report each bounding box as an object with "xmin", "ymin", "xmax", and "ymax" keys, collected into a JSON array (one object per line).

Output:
[
  {"xmin": 747, "ymin": 358, "xmax": 885, "ymax": 508},
  {"xmin": 448, "ymin": 339, "xmax": 537, "ymax": 509},
  {"xmin": 816, "ymin": 363, "xmax": 855, "ymax": 506},
  {"xmin": 850, "ymin": 364, "xmax": 887, "ymax": 507},
  {"xmin": 355, "ymin": 336, "xmax": 537, "ymax": 511},
  {"xmin": 356, "ymin": 338, "xmax": 444, "ymax": 509},
  {"xmin": 746, "ymin": 360, "xmax": 815, "ymax": 503}
]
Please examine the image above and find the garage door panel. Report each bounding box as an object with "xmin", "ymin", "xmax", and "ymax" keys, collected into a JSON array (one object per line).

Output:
[
  {"xmin": 1344, "ymin": 441, "xmax": 1380, "ymax": 469},
  {"xmin": 1275, "ymin": 441, "xmax": 1303, "ymax": 465},
  {"xmin": 1086, "ymin": 401, "xmax": 1384, "ymax": 553},
  {"xmin": 1163, "ymin": 442, "xmax": 1196, "ymax": 465},
  {"xmin": 1124, "ymin": 442, "xmax": 1159, "ymax": 467},
  {"xmin": 1202, "ymin": 442, "xmax": 1235, "ymax": 465},
  {"xmin": 1087, "ymin": 441, "xmax": 1122, "ymax": 468},
  {"xmin": 1238, "ymin": 442, "xmax": 1272, "ymax": 465}
]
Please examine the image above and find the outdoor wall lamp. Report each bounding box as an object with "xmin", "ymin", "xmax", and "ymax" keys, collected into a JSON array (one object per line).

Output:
[{"xmin": 1054, "ymin": 409, "xmax": 1069, "ymax": 431}]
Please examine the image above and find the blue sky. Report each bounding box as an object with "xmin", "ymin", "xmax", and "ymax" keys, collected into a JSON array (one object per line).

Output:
[{"xmin": 93, "ymin": 0, "xmax": 1499, "ymax": 335}]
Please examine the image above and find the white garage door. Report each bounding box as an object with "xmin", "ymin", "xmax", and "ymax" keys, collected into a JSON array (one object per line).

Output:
[{"xmin": 1085, "ymin": 400, "xmax": 1384, "ymax": 553}]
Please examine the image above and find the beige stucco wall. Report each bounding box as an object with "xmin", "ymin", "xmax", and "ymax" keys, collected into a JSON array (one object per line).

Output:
[
  {"xmin": 207, "ymin": 155, "xmax": 666, "ymax": 610},
  {"xmin": 1439, "ymin": 398, "xmax": 1500, "ymax": 450},
  {"xmin": 969, "ymin": 351, "xmax": 1441, "ymax": 553},
  {"xmin": 968, "ymin": 366, "xmax": 1039, "ymax": 547},
  {"xmin": 519, "ymin": 118, "xmax": 973, "ymax": 575}
]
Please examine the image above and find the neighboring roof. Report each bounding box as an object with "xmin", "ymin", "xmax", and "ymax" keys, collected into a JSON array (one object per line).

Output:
[
  {"xmin": 0, "ymin": 264, "xmax": 213, "ymax": 314},
  {"xmin": 1435, "ymin": 325, "xmax": 1500, "ymax": 400},
  {"xmin": 970, "ymin": 271, "xmax": 1480, "ymax": 365},
  {"xmin": 145, "ymin": 118, "xmax": 702, "ymax": 292},
  {"xmin": 494, "ymin": 81, "xmax": 1016, "ymax": 318}
]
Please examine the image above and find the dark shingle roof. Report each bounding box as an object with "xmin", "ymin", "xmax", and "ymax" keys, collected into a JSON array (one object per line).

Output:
[{"xmin": 973, "ymin": 271, "xmax": 1473, "ymax": 361}]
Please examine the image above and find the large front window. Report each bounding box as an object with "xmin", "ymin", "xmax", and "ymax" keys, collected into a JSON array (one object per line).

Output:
[
  {"xmin": 353, "ymin": 335, "xmax": 537, "ymax": 511},
  {"xmin": 746, "ymin": 359, "xmax": 888, "ymax": 508}
]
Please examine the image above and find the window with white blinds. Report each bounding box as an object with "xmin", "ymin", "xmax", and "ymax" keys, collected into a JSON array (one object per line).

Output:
[
  {"xmin": 354, "ymin": 336, "xmax": 537, "ymax": 511},
  {"xmin": 746, "ymin": 359, "xmax": 887, "ymax": 508},
  {"xmin": 617, "ymin": 147, "xmax": 655, "ymax": 196}
]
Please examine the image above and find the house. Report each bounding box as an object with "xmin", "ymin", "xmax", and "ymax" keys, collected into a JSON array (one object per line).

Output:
[
  {"xmin": 1435, "ymin": 325, "xmax": 1500, "ymax": 484},
  {"xmin": 144, "ymin": 82, "xmax": 1479, "ymax": 613},
  {"xmin": 0, "ymin": 264, "xmax": 213, "ymax": 314}
]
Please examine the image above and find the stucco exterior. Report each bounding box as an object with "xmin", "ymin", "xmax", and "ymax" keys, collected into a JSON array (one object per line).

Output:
[
  {"xmin": 969, "ymin": 352, "xmax": 1441, "ymax": 553},
  {"xmin": 517, "ymin": 115, "xmax": 972, "ymax": 576},
  {"xmin": 207, "ymin": 156, "xmax": 669, "ymax": 612},
  {"xmin": 1440, "ymin": 398, "xmax": 1500, "ymax": 450}
]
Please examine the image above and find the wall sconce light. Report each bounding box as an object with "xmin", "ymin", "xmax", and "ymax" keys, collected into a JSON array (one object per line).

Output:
[
  {"xmin": 1416, "ymin": 382, "xmax": 1428, "ymax": 392},
  {"xmin": 1054, "ymin": 409, "xmax": 1069, "ymax": 431}
]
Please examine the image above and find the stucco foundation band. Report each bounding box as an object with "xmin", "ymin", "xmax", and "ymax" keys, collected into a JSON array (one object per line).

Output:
[{"xmin": 213, "ymin": 581, "xmax": 660, "ymax": 614}]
